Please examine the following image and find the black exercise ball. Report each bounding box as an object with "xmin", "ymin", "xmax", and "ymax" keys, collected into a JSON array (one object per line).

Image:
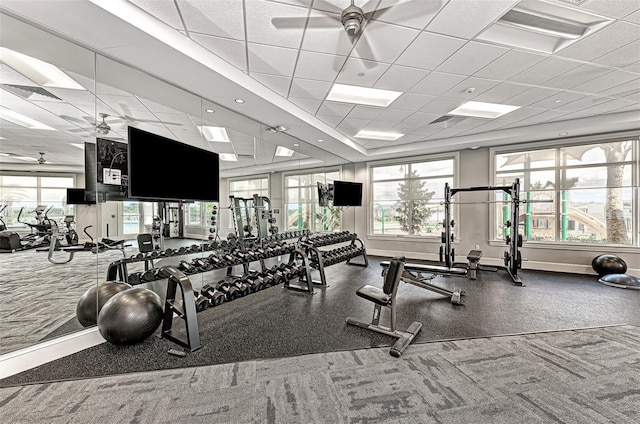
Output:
[
  {"xmin": 97, "ymin": 288, "xmax": 164, "ymax": 345},
  {"xmin": 591, "ymin": 254, "xmax": 627, "ymax": 277},
  {"xmin": 598, "ymin": 273, "xmax": 640, "ymax": 290},
  {"xmin": 76, "ymin": 281, "xmax": 131, "ymax": 327}
]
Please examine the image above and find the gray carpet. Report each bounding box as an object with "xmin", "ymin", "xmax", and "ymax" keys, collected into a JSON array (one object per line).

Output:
[{"xmin": 1, "ymin": 325, "xmax": 638, "ymax": 423}]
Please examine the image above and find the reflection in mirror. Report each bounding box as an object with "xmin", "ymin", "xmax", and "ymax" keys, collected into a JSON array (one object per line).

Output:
[
  {"xmin": 1, "ymin": 11, "xmax": 353, "ymax": 357},
  {"xmin": 0, "ymin": 13, "xmax": 98, "ymax": 354}
]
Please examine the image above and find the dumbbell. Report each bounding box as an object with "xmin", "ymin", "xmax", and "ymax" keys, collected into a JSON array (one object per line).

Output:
[
  {"xmin": 195, "ymin": 294, "xmax": 209, "ymax": 312},
  {"xmin": 177, "ymin": 260, "xmax": 197, "ymax": 274},
  {"xmin": 127, "ymin": 272, "xmax": 143, "ymax": 285},
  {"xmin": 207, "ymin": 254, "xmax": 224, "ymax": 268},
  {"xmin": 164, "ymin": 248, "xmax": 174, "ymax": 257},
  {"xmin": 245, "ymin": 273, "xmax": 265, "ymax": 291},
  {"xmin": 193, "ymin": 258, "xmax": 212, "ymax": 272},
  {"xmin": 201, "ymin": 284, "xmax": 226, "ymax": 306},
  {"xmin": 217, "ymin": 281, "xmax": 240, "ymax": 301},
  {"xmin": 154, "ymin": 267, "xmax": 171, "ymax": 280},
  {"xmin": 177, "ymin": 246, "xmax": 188, "ymax": 255},
  {"xmin": 141, "ymin": 269, "xmax": 156, "ymax": 282},
  {"xmin": 231, "ymin": 278, "xmax": 251, "ymax": 296}
]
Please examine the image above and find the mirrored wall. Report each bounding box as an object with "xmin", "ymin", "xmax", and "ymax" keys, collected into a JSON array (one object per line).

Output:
[{"xmin": 0, "ymin": 12, "xmax": 349, "ymax": 355}]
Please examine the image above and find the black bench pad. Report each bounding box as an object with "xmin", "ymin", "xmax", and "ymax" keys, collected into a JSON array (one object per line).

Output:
[
  {"xmin": 380, "ymin": 261, "xmax": 467, "ymax": 276},
  {"xmin": 356, "ymin": 284, "xmax": 392, "ymax": 306}
]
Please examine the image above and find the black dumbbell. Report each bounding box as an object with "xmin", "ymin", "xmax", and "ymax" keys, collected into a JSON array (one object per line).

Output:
[
  {"xmin": 164, "ymin": 248, "xmax": 174, "ymax": 257},
  {"xmin": 201, "ymin": 284, "xmax": 226, "ymax": 306},
  {"xmin": 195, "ymin": 294, "xmax": 209, "ymax": 312},
  {"xmin": 127, "ymin": 272, "xmax": 143, "ymax": 285},
  {"xmin": 141, "ymin": 269, "xmax": 156, "ymax": 282},
  {"xmin": 178, "ymin": 260, "xmax": 197, "ymax": 274},
  {"xmin": 217, "ymin": 281, "xmax": 240, "ymax": 301},
  {"xmin": 231, "ymin": 279, "xmax": 251, "ymax": 296}
]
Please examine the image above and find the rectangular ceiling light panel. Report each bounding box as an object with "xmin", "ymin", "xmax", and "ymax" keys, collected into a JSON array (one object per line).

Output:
[
  {"xmin": 275, "ymin": 146, "xmax": 295, "ymax": 157},
  {"xmin": 326, "ymin": 83, "xmax": 402, "ymax": 107},
  {"xmin": 447, "ymin": 101, "xmax": 520, "ymax": 119},
  {"xmin": 219, "ymin": 153, "xmax": 238, "ymax": 161},
  {"xmin": 476, "ymin": 0, "xmax": 612, "ymax": 53},
  {"xmin": 0, "ymin": 108, "xmax": 56, "ymax": 130},
  {"xmin": 198, "ymin": 126, "xmax": 230, "ymax": 142},
  {"xmin": 0, "ymin": 48, "xmax": 85, "ymax": 90},
  {"xmin": 354, "ymin": 130, "xmax": 404, "ymax": 141}
]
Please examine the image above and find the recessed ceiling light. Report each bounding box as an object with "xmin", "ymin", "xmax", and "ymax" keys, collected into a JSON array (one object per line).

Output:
[
  {"xmin": 326, "ymin": 83, "xmax": 402, "ymax": 107},
  {"xmin": 197, "ymin": 126, "xmax": 230, "ymax": 142},
  {"xmin": 447, "ymin": 101, "xmax": 520, "ymax": 119},
  {"xmin": 293, "ymin": 143, "xmax": 299, "ymax": 147},
  {"xmin": 205, "ymin": 109, "xmax": 215, "ymax": 113},
  {"xmin": 469, "ymin": 146, "xmax": 480, "ymax": 150},
  {"xmin": 317, "ymin": 139, "xmax": 323, "ymax": 142},
  {"xmin": 275, "ymin": 146, "xmax": 294, "ymax": 157},
  {"xmin": 0, "ymin": 108, "xmax": 56, "ymax": 130},
  {"xmin": 554, "ymin": 99, "xmax": 563, "ymax": 103},
  {"xmin": 0, "ymin": 47, "xmax": 85, "ymax": 90},
  {"xmin": 354, "ymin": 130, "xmax": 404, "ymax": 141},
  {"xmin": 475, "ymin": 0, "xmax": 613, "ymax": 53},
  {"xmin": 219, "ymin": 153, "xmax": 238, "ymax": 162},
  {"xmin": 265, "ymin": 125, "xmax": 287, "ymax": 134},
  {"xmin": 559, "ymin": 132, "xmax": 569, "ymax": 136},
  {"xmin": 71, "ymin": 143, "xmax": 85, "ymax": 150},
  {"xmin": 234, "ymin": 98, "xmax": 245, "ymax": 104}
]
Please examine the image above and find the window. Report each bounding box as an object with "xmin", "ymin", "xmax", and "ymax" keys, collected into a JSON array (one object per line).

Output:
[
  {"xmin": 0, "ymin": 174, "xmax": 75, "ymax": 229},
  {"xmin": 284, "ymin": 170, "xmax": 341, "ymax": 232},
  {"xmin": 370, "ymin": 157, "xmax": 456, "ymax": 236},
  {"xmin": 494, "ymin": 137, "xmax": 638, "ymax": 246},
  {"xmin": 229, "ymin": 177, "xmax": 269, "ymax": 199},
  {"xmin": 122, "ymin": 201, "xmax": 140, "ymax": 235}
]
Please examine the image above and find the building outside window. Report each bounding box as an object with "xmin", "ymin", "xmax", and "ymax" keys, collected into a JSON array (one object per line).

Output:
[
  {"xmin": 370, "ymin": 156, "xmax": 456, "ymax": 237},
  {"xmin": 284, "ymin": 169, "xmax": 341, "ymax": 232},
  {"xmin": 494, "ymin": 137, "xmax": 638, "ymax": 246}
]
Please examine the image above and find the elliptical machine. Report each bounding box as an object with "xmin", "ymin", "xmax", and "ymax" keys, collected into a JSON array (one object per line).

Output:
[
  {"xmin": 17, "ymin": 205, "xmax": 54, "ymax": 249},
  {"xmin": 0, "ymin": 204, "xmax": 7, "ymax": 231}
]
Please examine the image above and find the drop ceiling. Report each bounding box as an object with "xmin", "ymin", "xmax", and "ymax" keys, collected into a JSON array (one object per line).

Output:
[{"xmin": 0, "ymin": 0, "xmax": 638, "ymax": 176}]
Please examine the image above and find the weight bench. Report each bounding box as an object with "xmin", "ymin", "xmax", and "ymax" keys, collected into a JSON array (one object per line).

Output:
[
  {"xmin": 346, "ymin": 256, "xmax": 422, "ymax": 357},
  {"xmin": 466, "ymin": 249, "xmax": 481, "ymax": 280},
  {"xmin": 380, "ymin": 260, "xmax": 466, "ymax": 304},
  {"xmin": 44, "ymin": 225, "xmax": 128, "ymax": 264}
]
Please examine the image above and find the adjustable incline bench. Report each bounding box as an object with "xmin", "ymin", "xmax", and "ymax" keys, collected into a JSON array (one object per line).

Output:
[
  {"xmin": 346, "ymin": 256, "xmax": 422, "ymax": 357},
  {"xmin": 380, "ymin": 260, "xmax": 466, "ymax": 305}
]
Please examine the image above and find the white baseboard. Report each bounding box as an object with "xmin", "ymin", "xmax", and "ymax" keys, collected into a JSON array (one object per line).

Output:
[
  {"xmin": 366, "ymin": 249, "xmax": 639, "ymax": 276},
  {"xmin": 0, "ymin": 327, "xmax": 105, "ymax": 380}
]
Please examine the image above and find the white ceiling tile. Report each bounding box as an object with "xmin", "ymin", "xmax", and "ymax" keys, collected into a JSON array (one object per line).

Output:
[
  {"xmin": 505, "ymin": 87, "xmax": 561, "ymax": 106},
  {"xmin": 373, "ymin": 0, "xmax": 445, "ymax": 29},
  {"xmin": 289, "ymin": 78, "xmax": 332, "ymax": 99},
  {"xmin": 623, "ymin": 61, "xmax": 640, "ymax": 73},
  {"xmin": 294, "ymin": 50, "xmax": 346, "ymax": 81},
  {"xmin": 315, "ymin": 114, "xmax": 344, "ymax": 126},
  {"xmin": 450, "ymin": 117, "xmax": 490, "ymax": 130},
  {"xmin": 247, "ymin": 43, "xmax": 298, "ymax": 76},
  {"xmin": 316, "ymin": 100, "xmax": 354, "ymax": 117},
  {"xmin": 375, "ymin": 108, "xmax": 414, "ymax": 123},
  {"xmin": 246, "ymin": 1, "xmax": 307, "ymax": 48},
  {"xmin": 492, "ymin": 107, "xmax": 544, "ymax": 123},
  {"xmin": 177, "ymin": 0, "xmax": 245, "ymax": 40},
  {"xmin": 597, "ymin": 79, "xmax": 640, "ymax": 99},
  {"xmin": 347, "ymin": 105, "xmax": 384, "ymax": 120},
  {"xmin": 363, "ymin": 140, "xmax": 391, "ymax": 149},
  {"xmin": 571, "ymin": 98, "xmax": 639, "ymax": 116},
  {"xmin": 361, "ymin": 120, "xmax": 397, "ymax": 131},
  {"xmin": 593, "ymin": 41, "xmax": 640, "ymax": 68},
  {"xmin": 0, "ymin": 63, "xmax": 36, "ymax": 85},
  {"xmin": 251, "ymin": 72, "xmax": 291, "ymax": 98},
  {"xmin": 401, "ymin": 111, "xmax": 442, "ymax": 125},
  {"xmin": 374, "ymin": 65, "xmax": 429, "ymax": 92},
  {"xmin": 299, "ymin": 10, "xmax": 354, "ymax": 56},
  {"xmin": 556, "ymin": 22, "xmax": 640, "ymax": 62},
  {"xmin": 436, "ymin": 41, "xmax": 509, "ymax": 75},
  {"xmin": 426, "ymin": 0, "xmax": 519, "ymax": 39},
  {"xmin": 580, "ymin": 0, "xmax": 640, "ymax": 19},
  {"xmin": 623, "ymin": 9, "xmax": 640, "ymax": 23},
  {"xmin": 528, "ymin": 91, "xmax": 588, "ymax": 111},
  {"xmin": 549, "ymin": 95, "xmax": 612, "ymax": 113},
  {"xmin": 509, "ymin": 57, "xmax": 582, "ymax": 85},
  {"xmin": 337, "ymin": 117, "xmax": 371, "ymax": 135},
  {"xmin": 571, "ymin": 70, "xmax": 639, "ymax": 95},
  {"xmin": 388, "ymin": 93, "xmax": 435, "ymax": 111},
  {"xmin": 130, "ymin": 0, "xmax": 184, "ymax": 30},
  {"xmin": 473, "ymin": 82, "xmax": 531, "ymax": 103},
  {"xmin": 97, "ymin": 94, "xmax": 148, "ymax": 114},
  {"xmin": 425, "ymin": 127, "xmax": 466, "ymax": 139},
  {"xmin": 410, "ymin": 72, "xmax": 467, "ymax": 96},
  {"xmin": 395, "ymin": 32, "xmax": 466, "ymax": 70},
  {"xmin": 543, "ymin": 63, "xmax": 613, "ymax": 90},
  {"xmin": 419, "ymin": 97, "xmax": 465, "ymax": 115},
  {"xmin": 335, "ymin": 57, "xmax": 389, "ymax": 86},
  {"xmin": 137, "ymin": 96, "xmax": 184, "ymax": 115},
  {"xmin": 191, "ymin": 33, "xmax": 247, "ymax": 71},
  {"xmin": 518, "ymin": 110, "xmax": 571, "ymax": 125},
  {"xmin": 474, "ymin": 50, "xmax": 547, "ymax": 80},
  {"xmin": 289, "ymin": 97, "xmax": 321, "ymax": 115},
  {"xmin": 394, "ymin": 121, "xmax": 425, "ymax": 133},
  {"xmin": 441, "ymin": 77, "xmax": 500, "ymax": 100},
  {"xmin": 351, "ymin": 20, "xmax": 419, "ymax": 64}
]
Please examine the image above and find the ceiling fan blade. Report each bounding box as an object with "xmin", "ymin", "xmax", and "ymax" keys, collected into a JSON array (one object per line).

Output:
[
  {"xmin": 272, "ymin": 15, "xmax": 339, "ymax": 29},
  {"xmin": 353, "ymin": 34, "xmax": 379, "ymax": 69},
  {"xmin": 363, "ymin": 6, "xmax": 393, "ymax": 21}
]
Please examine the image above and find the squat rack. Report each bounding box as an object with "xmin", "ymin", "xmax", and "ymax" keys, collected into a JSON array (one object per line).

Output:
[{"xmin": 442, "ymin": 178, "xmax": 523, "ymax": 286}]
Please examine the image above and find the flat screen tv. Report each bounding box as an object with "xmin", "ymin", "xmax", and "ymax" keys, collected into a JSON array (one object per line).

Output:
[
  {"xmin": 128, "ymin": 127, "xmax": 220, "ymax": 201},
  {"xmin": 332, "ymin": 180, "xmax": 362, "ymax": 207},
  {"xmin": 66, "ymin": 188, "xmax": 95, "ymax": 205}
]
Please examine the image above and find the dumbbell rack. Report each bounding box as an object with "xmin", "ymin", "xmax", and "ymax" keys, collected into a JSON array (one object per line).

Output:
[
  {"xmin": 300, "ymin": 231, "xmax": 368, "ymax": 287},
  {"xmin": 159, "ymin": 266, "xmax": 201, "ymax": 352}
]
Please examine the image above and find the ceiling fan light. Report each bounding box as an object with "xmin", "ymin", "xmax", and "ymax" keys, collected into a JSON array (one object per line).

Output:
[{"xmin": 343, "ymin": 18, "xmax": 361, "ymax": 35}]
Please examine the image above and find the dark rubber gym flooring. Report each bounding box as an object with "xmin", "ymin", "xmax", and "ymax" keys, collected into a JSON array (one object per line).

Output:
[{"xmin": 3, "ymin": 256, "xmax": 639, "ymax": 387}]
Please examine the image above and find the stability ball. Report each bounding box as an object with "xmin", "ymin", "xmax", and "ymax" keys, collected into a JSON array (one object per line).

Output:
[
  {"xmin": 591, "ymin": 254, "xmax": 627, "ymax": 277},
  {"xmin": 76, "ymin": 281, "xmax": 131, "ymax": 327},
  {"xmin": 598, "ymin": 274, "xmax": 640, "ymax": 290},
  {"xmin": 97, "ymin": 287, "xmax": 163, "ymax": 345}
]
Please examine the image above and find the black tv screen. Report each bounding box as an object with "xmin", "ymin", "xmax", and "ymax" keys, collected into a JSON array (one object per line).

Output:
[
  {"xmin": 333, "ymin": 181, "xmax": 362, "ymax": 207},
  {"xmin": 128, "ymin": 127, "xmax": 220, "ymax": 201},
  {"xmin": 67, "ymin": 188, "xmax": 95, "ymax": 205}
]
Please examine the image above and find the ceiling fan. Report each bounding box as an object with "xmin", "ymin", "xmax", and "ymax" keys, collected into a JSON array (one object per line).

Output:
[
  {"xmin": 37, "ymin": 152, "xmax": 49, "ymax": 165},
  {"xmin": 272, "ymin": 0, "xmax": 392, "ymax": 36},
  {"xmin": 95, "ymin": 112, "xmax": 112, "ymax": 135}
]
